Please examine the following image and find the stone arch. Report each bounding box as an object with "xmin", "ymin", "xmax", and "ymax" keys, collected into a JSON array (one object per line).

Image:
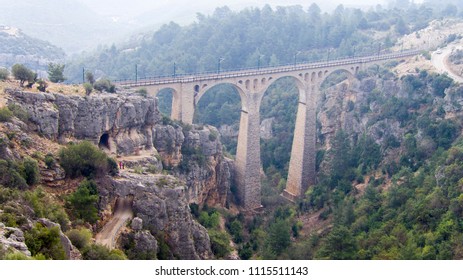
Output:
[
  {"xmin": 195, "ymin": 82, "xmax": 248, "ymax": 112},
  {"xmin": 145, "ymin": 86, "xmax": 181, "ymax": 119},
  {"xmin": 261, "ymin": 74, "xmax": 306, "ymax": 105},
  {"xmin": 320, "ymin": 68, "xmax": 356, "ymax": 89}
]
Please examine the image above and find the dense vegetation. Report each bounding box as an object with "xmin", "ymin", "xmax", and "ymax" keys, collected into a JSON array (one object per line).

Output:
[{"xmin": 65, "ymin": 1, "xmax": 462, "ymax": 82}]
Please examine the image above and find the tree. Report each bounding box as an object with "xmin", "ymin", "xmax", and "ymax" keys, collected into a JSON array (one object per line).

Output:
[
  {"xmin": 265, "ymin": 219, "xmax": 291, "ymax": 256},
  {"xmin": 11, "ymin": 64, "xmax": 35, "ymax": 87},
  {"xmin": 86, "ymin": 71, "xmax": 95, "ymax": 84},
  {"xmin": 47, "ymin": 63, "xmax": 66, "ymax": 83},
  {"xmin": 58, "ymin": 141, "xmax": 110, "ymax": 178},
  {"xmin": 66, "ymin": 179, "xmax": 99, "ymax": 223},
  {"xmin": 317, "ymin": 226, "xmax": 358, "ymax": 259}
]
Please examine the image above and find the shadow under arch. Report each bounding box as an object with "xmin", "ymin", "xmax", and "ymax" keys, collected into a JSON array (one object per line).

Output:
[
  {"xmin": 320, "ymin": 67, "xmax": 357, "ymax": 90},
  {"xmin": 258, "ymin": 76, "xmax": 300, "ymax": 204},
  {"xmin": 155, "ymin": 87, "xmax": 179, "ymax": 117},
  {"xmin": 193, "ymin": 83, "xmax": 243, "ymax": 155},
  {"xmin": 195, "ymin": 82, "xmax": 248, "ymax": 113}
]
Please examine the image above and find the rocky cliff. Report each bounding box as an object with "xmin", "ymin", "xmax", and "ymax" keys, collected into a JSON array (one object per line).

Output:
[
  {"xmin": 99, "ymin": 173, "xmax": 213, "ymax": 260},
  {"xmin": 5, "ymin": 89, "xmax": 233, "ymax": 259}
]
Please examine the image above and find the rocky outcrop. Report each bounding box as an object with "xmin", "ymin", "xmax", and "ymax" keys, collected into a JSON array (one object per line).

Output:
[
  {"xmin": 173, "ymin": 125, "xmax": 232, "ymax": 207},
  {"xmin": 6, "ymin": 90, "xmax": 160, "ymax": 156},
  {"xmin": 37, "ymin": 218, "xmax": 81, "ymax": 260},
  {"xmin": 99, "ymin": 173, "xmax": 213, "ymax": 260},
  {"xmin": 0, "ymin": 223, "xmax": 31, "ymax": 257},
  {"xmin": 260, "ymin": 118, "xmax": 274, "ymax": 140}
]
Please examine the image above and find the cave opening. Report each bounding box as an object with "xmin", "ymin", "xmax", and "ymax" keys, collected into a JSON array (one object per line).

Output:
[{"xmin": 99, "ymin": 133, "xmax": 110, "ymax": 150}]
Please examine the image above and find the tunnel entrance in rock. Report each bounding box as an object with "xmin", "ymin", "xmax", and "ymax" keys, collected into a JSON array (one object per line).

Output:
[
  {"xmin": 99, "ymin": 133, "xmax": 110, "ymax": 150},
  {"xmin": 114, "ymin": 195, "xmax": 134, "ymax": 214}
]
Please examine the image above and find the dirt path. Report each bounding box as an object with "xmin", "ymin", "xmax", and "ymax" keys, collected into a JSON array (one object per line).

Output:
[
  {"xmin": 431, "ymin": 42, "xmax": 463, "ymax": 83},
  {"xmin": 95, "ymin": 209, "xmax": 133, "ymax": 249}
]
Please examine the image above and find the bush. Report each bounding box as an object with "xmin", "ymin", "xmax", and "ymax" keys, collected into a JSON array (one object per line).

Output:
[
  {"xmin": 44, "ymin": 153, "xmax": 55, "ymax": 169},
  {"xmin": 83, "ymin": 83, "xmax": 93, "ymax": 95},
  {"xmin": 83, "ymin": 244, "xmax": 127, "ymax": 260},
  {"xmin": 59, "ymin": 141, "xmax": 110, "ymax": 178},
  {"xmin": 107, "ymin": 157, "xmax": 118, "ymax": 176},
  {"xmin": 0, "ymin": 159, "xmax": 28, "ymax": 190},
  {"xmin": 208, "ymin": 229, "xmax": 231, "ymax": 258},
  {"xmin": 0, "ymin": 68, "xmax": 9, "ymax": 80},
  {"xmin": 19, "ymin": 157, "xmax": 39, "ymax": 185},
  {"xmin": 37, "ymin": 79, "xmax": 48, "ymax": 92},
  {"xmin": 66, "ymin": 179, "xmax": 99, "ymax": 223},
  {"xmin": 93, "ymin": 79, "xmax": 116, "ymax": 93},
  {"xmin": 66, "ymin": 228, "xmax": 92, "ymax": 250},
  {"xmin": 7, "ymin": 103, "xmax": 29, "ymax": 122},
  {"xmin": 25, "ymin": 187, "xmax": 70, "ymax": 231},
  {"xmin": 0, "ymin": 107, "xmax": 13, "ymax": 122},
  {"xmin": 25, "ymin": 223, "xmax": 67, "ymax": 260}
]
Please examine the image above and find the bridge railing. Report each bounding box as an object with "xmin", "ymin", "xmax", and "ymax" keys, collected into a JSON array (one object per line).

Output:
[{"xmin": 115, "ymin": 49, "xmax": 422, "ymax": 87}]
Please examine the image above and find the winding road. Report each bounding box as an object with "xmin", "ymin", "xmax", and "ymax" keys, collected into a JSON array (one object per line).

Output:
[
  {"xmin": 95, "ymin": 198, "xmax": 133, "ymax": 249},
  {"xmin": 431, "ymin": 42, "xmax": 463, "ymax": 83}
]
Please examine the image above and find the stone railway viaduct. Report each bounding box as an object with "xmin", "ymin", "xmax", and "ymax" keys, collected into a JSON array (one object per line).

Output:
[{"xmin": 119, "ymin": 50, "xmax": 421, "ymax": 210}]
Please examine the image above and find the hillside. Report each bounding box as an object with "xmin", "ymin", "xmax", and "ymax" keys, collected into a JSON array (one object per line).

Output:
[
  {"xmin": 0, "ymin": 26, "xmax": 65, "ymax": 73},
  {"xmin": 0, "ymin": 0, "xmax": 128, "ymax": 53},
  {"xmin": 2, "ymin": 1, "xmax": 463, "ymax": 261}
]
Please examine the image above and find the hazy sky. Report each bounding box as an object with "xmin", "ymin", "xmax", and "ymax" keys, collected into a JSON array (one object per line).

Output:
[{"xmin": 77, "ymin": 0, "xmax": 394, "ymax": 18}]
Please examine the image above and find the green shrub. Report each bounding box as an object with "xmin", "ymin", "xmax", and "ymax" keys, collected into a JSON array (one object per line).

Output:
[
  {"xmin": 93, "ymin": 79, "xmax": 116, "ymax": 93},
  {"xmin": 44, "ymin": 154, "xmax": 54, "ymax": 169},
  {"xmin": 37, "ymin": 79, "xmax": 48, "ymax": 92},
  {"xmin": 59, "ymin": 141, "xmax": 109, "ymax": 178},
  {"xmin": 66, "ymin": 179, "xmax": 99, "ymax": 223},
  {"xmin": 82, "ymin": 244, "xmax": 127, "ymax": 260},
  {"xmin": 25, "ymin": 187, "xmax": 70, "ymax": 231},
  {"xmin": 208, "ymin": 229, "xmax": 231, "ymax": 258},
  {"xmin": 136, "ymin": 88, "xmax": 148, "ymax": 97},
  {"xmin": 25, "ymin": 223, "xmax": 67, "ymax": 260},
  {"xmin": 0, "ymin": 68, "xmax": 9, "ymax": 80},
  {"xmin": 83, "ymin": 83, "xmax": 93, "ymax": 95},
  {"xmin": 107, "ymin": 157, "xmax": 118, "ymax": 176},
  {"xmin": 7, "ymin": 103, "xmax": 29, "ymax": 123},
  {"xmin": 198, "ymin": 211, "xmax": 220, "ymax": 229},
  {"xmin": 66, "ymin": 228, "xmax": 92, "ymax": 250},
  {"xmin": 0, "ymin": 159, "xmax": 28, "ymax": 190},
  {"xmin": 19, "ymin": 157, "xmax": 39, "ymax": 185},
  {"xmin": 0, "ymin": 107, "xmax": 13, "ymax": 122}
]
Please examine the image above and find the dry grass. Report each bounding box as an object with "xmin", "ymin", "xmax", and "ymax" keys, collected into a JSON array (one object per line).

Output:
[{"xmin": 0, "ymin": 78, "xmax": 86, "ymax": 100}]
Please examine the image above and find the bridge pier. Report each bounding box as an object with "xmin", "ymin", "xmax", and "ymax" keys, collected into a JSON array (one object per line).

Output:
[
  {"xmin": 234, "ymin": 92, "xmax": 262, "ymax": 210},
  {"xmin": 283, "ymin": 83, "xmax": 318, "ymax": 201}
]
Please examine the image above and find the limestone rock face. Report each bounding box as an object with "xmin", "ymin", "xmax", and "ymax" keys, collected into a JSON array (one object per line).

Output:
[
  {"xmin": 153, "ymin": 124, "xmax": 184, "ymax": 167},
  {"xmin": 7, "ymin": 90, "xmax": 160, "ymax": 156},
  {"xmin": 0, "ymin": 223, "xmax": 31, "ymax": 257},
  {"xmin": 102, "ymin": 173, "xmax": 213, "ymax": 260},
  {"xmin": 260, "ymin": 117, "xmax": 274, "ymax": 140},
  {"xmin": 131, "ymin": 217, "xmax": 143, "ymax": 231},
  {"xmin": 173, "ymin": 125, "xmax": 231, "ymax": 207}
]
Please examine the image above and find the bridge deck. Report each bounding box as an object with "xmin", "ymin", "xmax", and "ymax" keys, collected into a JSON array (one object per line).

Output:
[{"xmin": 117, "ymin": 50, "xmax": 421, "ymax": 87}]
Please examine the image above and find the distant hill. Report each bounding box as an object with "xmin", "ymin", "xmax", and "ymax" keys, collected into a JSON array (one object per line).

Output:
[
  {"xmin": 0, "ymin": 0, "xmax": 127, "ymax": 54},
  {"xmin": 0, "ymin": 26, "xmax": 65, "ymax": 73}
]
